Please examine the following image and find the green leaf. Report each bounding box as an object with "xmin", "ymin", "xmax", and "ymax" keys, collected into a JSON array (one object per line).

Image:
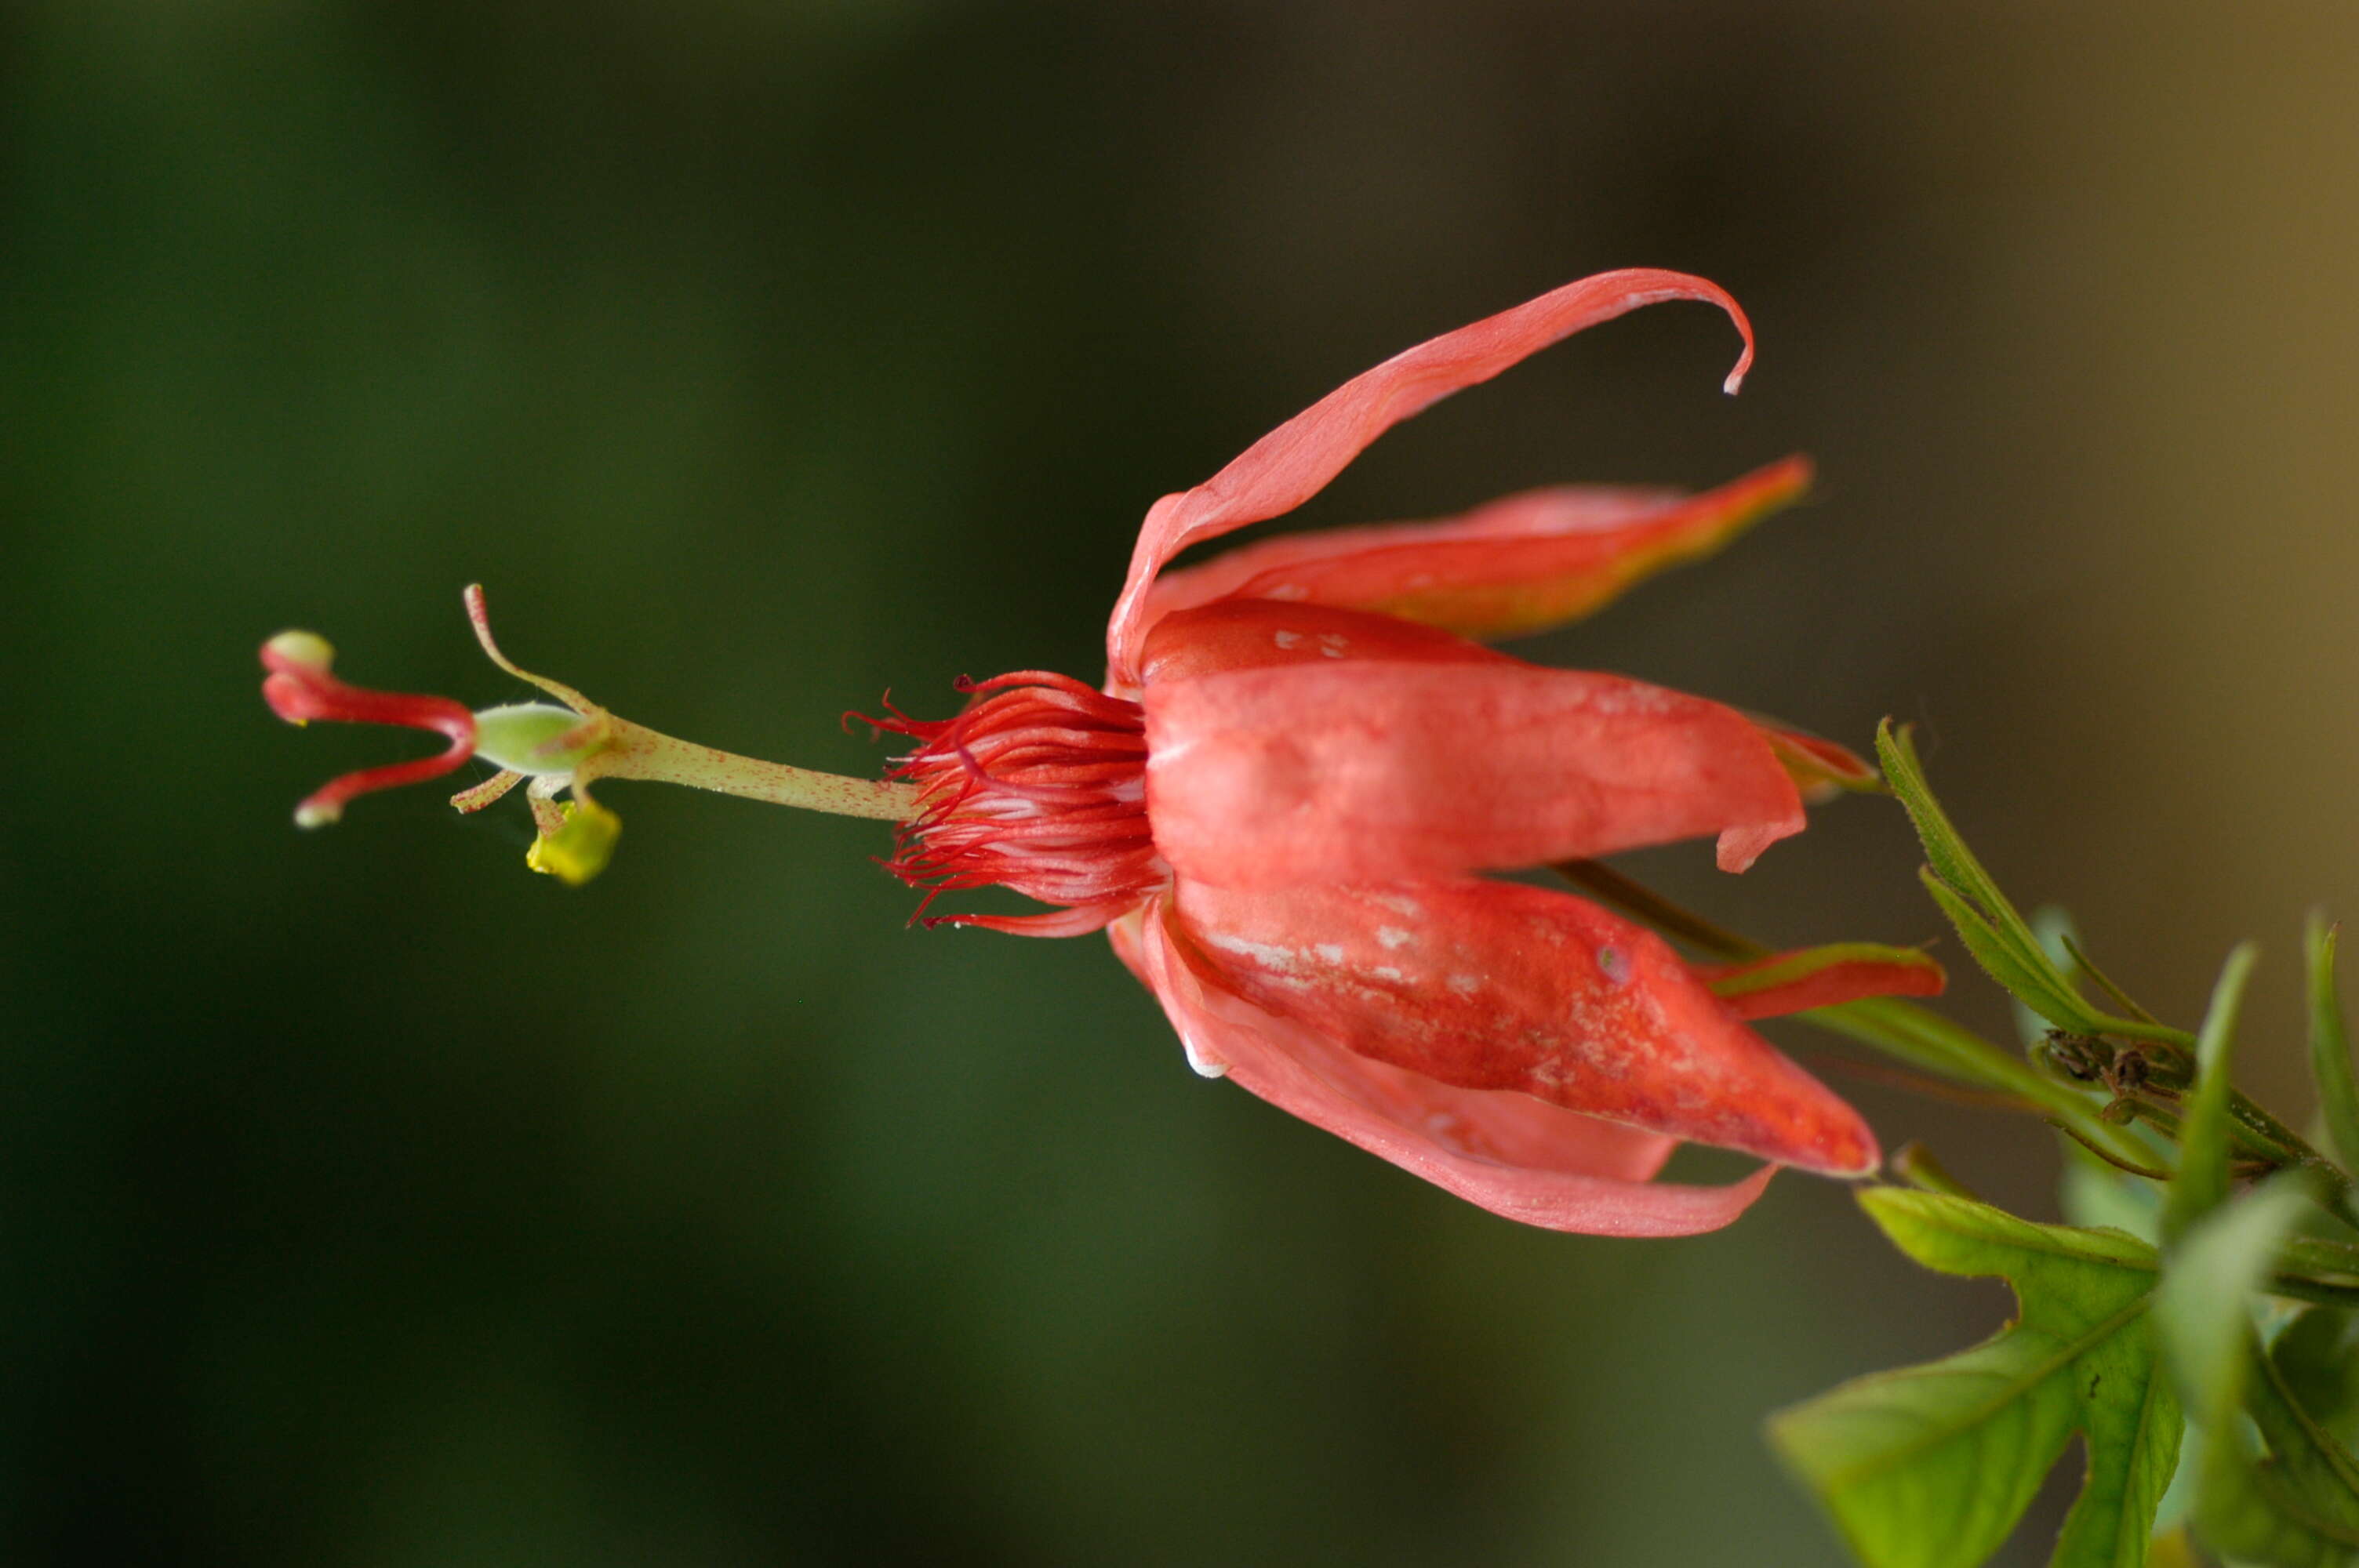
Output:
[
  {"xmin": 2017, "ymin": 906, "xmax": 2089, "ymax": 1048},
  {"xmin": 1875, "ymin": 722, "xmax": 2023, "ymax": 947},
  {"xmin": 2250, "ymin": 1350, "xmax": 2359, "ymax": 1539},
  {"xmin": 1770, "ymin": 1189, "xmax": 2179, "ymax": 1568},
  {"xmin": 2161, "ymin": 1182, "xmax": 2308, "ymax": 1417},
  {"xmin": 2308, "ymin": 914, "xmax": 2359, "ymax": 1178},
  {"xmin": 2274, "ymin": 1308, "xmax": 2359, "ymax": 1447},
  {"xmin": 1877, "ymin": 721, "xmax": 2193, "ymax": 1051},
  {"xmin": 2059, "ymin": 931, "xmax": 2165, "ymax": 1026},
  {"xmin": 1878, "ymin": 724, "xmax": 2096, "ymax": 1028},
  {"xmin": 2157, "ymin": 1182, "xmax": 2359, "ymax": 1566},
  {"xmin": 2162, "ymin": 945, "xmax": 2259, "ymax": 1246},
  {"xmin": 2059, "ymin": 1134, "xmax": 2167, "ymax": 1246},
  {"xmin": 1895, "ymin": 1142, "xmax": 1982, "ymax": 1203},
  {"xmin": 1921, "ymin": 869, "xmax": 2098, "ymax": 1033}
]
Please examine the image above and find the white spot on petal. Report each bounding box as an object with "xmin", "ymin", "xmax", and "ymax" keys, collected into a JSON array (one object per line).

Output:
[{"xmin": 1207, "ymin": 933, "xmax": 1299, "ymax": 973}]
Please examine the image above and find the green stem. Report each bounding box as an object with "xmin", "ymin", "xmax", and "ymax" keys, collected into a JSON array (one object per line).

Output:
[
  {"xmin": 592, "ymin": 718, "xmax": 921, "ymax": 822},
  {"xmin": 1803, "ymin": 999, "xmax": 2159, "ymax": 1168},
  {"xmin": 1892, "ymin": 1142, "xmax": 1984, "ymax": 1202},
  {"xmin": 2268, "ymin": 1272, "xmax": 2359, "ymax": 1309},
  {"xmin": 2283, "ymin": 1236, "xmax": 2359, "ymax": 1277},
  {"xmin": 1552, "ymin": 859, "xmax": 1764, "ymax": 962},
  {"xmin": 2055, "ymin": 1121, "xmax": 2173, "ymax": 1181}
]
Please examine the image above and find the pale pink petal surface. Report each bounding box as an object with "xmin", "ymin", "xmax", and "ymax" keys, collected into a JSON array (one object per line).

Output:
[
  {"xmin": 1141, "ymin": 455, "xmax": 1812, "ymax": 644},
  {"xmin": 1105, "ymin": 268, "xmax": 1756, "ymax": 685},
  {"xmin": 1110, "ymin": 899, "xmax": 1779, "ymax": 1237},
  {"xmin": 1165, "ymin": 879, "xmax": 1879, "ymax": 1176},
  {"xmin": 1143, "ymin": 652, "xmax": 1805, "ymax": 888}
]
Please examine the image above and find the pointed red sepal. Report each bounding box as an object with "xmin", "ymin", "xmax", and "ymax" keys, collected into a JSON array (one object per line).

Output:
[
  {"xmin": 259, "ymin": 631, "xmax": 478, "ymax": 826},
  {"xmin": 1140, "ymin": 455, "xmax": 1816, "ymax": 645},
  {"xmin": 1699, "ymin": 943, "xmax": 1946, "ymax": 1021},
  {"xmin": 1751, "ymin": 720, "xmax": 1880, "ymax": 803},
  {"xmin": 1164, "ymin": 878, "xmax": 1879, "ymax": 1178}
]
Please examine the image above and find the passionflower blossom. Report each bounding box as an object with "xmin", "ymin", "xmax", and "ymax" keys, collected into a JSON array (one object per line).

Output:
[{"xmin": 263, "ymin": 268, "xmax": 1940, "ymax": 1236}]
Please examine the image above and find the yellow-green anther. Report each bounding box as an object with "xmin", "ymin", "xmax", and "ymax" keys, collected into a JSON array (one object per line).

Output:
[{"xmin": 525, "ymin": 798, "xmax": 621, "ymax": 885}]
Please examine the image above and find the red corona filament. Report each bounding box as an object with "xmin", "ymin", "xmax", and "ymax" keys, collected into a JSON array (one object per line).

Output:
[{"xmin": 856, "ymin": 672, "xmax": 1163, "ymax": 937}]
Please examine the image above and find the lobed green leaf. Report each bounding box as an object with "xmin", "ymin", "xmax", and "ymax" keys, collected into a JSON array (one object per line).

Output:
[
  {"xmin": 2157, "ymin": 1182, "xmax": 2359, "ymax": 1566},
  {"xmin": 1771, "ymin": 1190, "xmax": 2178, "ymax": 1568},
  {"xmin": 2274, "ymin": 1307, "xmax": 2359, "ymax": 1447}
]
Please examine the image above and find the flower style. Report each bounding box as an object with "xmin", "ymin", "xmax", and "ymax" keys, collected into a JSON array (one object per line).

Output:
[
  {"xmin": 262, "ymin": 268, "xmax": 1940, "ymax": 1237},
  {"xmin": 260, "ymin": 590, "xmax": 917, "ymax": 885}
]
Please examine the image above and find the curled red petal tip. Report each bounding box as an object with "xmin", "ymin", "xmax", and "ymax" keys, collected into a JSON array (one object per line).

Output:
[{"xmin": 259, "ymin": 630, "xmax": 478, "ymax": 826}]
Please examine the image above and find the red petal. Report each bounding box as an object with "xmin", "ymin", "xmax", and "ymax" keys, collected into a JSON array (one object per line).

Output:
[
  {"xmin": 1139, "ymin": 598, "xmax": 1513, "ymax": 686},
  {"xmin": 1142, "ymin": 652, "xmax": 1805, "ymax": 887},
  {"xmin": 1109, "ymin": 898, "xmax": 1776, "ymax": 1236},
  {"xmin": 1165, "ymin": 878, "xmax": 1879, "ymax": 1177},
  {"xmin": 1106, "ymin": 269, "xmax": 1756, "ymax": 686},
  {"xmin": 1143, "ymin": 456, "xmax": 1812, "ymax": 644}
]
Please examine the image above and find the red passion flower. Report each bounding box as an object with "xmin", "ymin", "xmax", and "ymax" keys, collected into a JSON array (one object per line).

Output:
[{"xmin": 858, "ymin": 269, "xmax": 1940, "ymax": 1236}]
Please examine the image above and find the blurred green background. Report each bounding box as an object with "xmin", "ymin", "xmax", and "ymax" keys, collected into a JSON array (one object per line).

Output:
[{"xmin": 10, "ymin": 2, "xmax": 2359, "ymax": 1563}]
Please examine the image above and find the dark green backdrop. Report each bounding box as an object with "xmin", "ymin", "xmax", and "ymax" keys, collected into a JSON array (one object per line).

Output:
[{"xmin": 11, "ymin": 4, "xmax": 2359, "ymax": 1563}]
